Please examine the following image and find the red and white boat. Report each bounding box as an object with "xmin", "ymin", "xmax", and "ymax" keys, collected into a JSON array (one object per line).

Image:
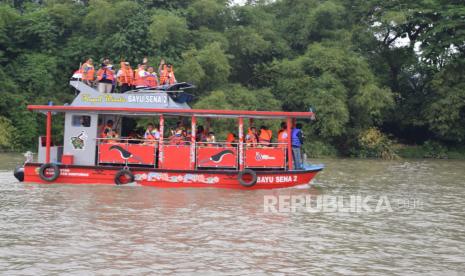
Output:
[{"xmin": 14, "ymin": 81, "xmax": 323, "ymax": 189}]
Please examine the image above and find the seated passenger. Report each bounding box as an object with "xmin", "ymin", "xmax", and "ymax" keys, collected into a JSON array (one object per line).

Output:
[
  {"xmin": 196, "ymin": 125, "xmax": 207, "ymax": 142},
  {"xmin": 169, "ymin": 129, "xmax": 184, "ymax": 145},
  {"xmin": 106, "ymin": 129, "xmax": 119, "ymax": 144},
  {"xmin": 246, "ymin": 127, "xmax": 258, "ymax": 147},
  {"xmin": 146, "ymin": 66, "xmax": 159, "ymax": 88},
  {"xmin": 206, "ymin": 132, "xmax": 216, "ymax": 147},
  {"xmin": 259, "ymin": 125, "xmax": 272, "ymax": 147},
  {"xmin": 226, "ymin": 132, "xmax": 236, "ymax": 147},
  {"xmin": 100, "ymin": 120, "xmax": 114, "ymax": 139},
  {"xmin": 144, "ymin": 123, "xmax": 160, "ymax": 145}
]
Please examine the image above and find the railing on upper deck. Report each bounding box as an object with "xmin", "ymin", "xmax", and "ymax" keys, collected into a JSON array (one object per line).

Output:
[{"xmin": 96, "ymin": 138, "xmax": 288, "ymax": 170}]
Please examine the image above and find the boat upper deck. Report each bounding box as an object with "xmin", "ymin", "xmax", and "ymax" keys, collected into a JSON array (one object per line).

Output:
[{"xmin": 28, "ymin": 81, "xmax": 315, "ymax": 119}]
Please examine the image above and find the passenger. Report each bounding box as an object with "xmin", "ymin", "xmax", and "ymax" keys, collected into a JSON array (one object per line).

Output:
[
  {"xmin": 246, "ymin": 127, "xmax": 259, "ymax": 146},
  {"xmin": 107, "ymin": 129, "xmax": 120, "ymax": 144},
  {"xmin": 169, "ymin": 129, "xmax": 184, "ymax": 145},
  {"xmin": 259, "ymin": 125, "xmax": 272, "ymax": 146},
  {"xmin": 160, "ymin": 63, "xmax": 177, "ymax": 85},
  {"xmin": 80, "ymin": 58, "xmax": 95, "ymax": 86},
  {"xmin": 96, "ymin": 59, "xmax": 115, "ymax": 93},
  {"xmin": 101, "ymin": 120, "xmax": 114, "ymax": 139},
  {"xmin": 144, "ymin": 123, "xmax": 160, "ymax": 145},
  {"xmin": 206, "ymin": 132, "xmax": 216, "ymax": 147},
  {"xmin": 291, "ymin": 123, "xmax": 304, "ymax": 170},
  {"xmin": 134, "ymin": 64, "xmax": 148, "ymax": 89},
  {"xmin": 277, "ymin": 122, "xmax": 288, "ymax": 148},
  {"xmin": 117, "ymin": 61, "xmax": 134, "ymax": 93},
  {"xmin": 226, "ymin": 132, "xmax": 236, "ymax": 147},
  {"xmin": 196, "ymin": 125, "xmax": 207, "ymax": 142},
  {"xmin": 146, "ymin": 66, "xmax": 159, "ymax": 88}
]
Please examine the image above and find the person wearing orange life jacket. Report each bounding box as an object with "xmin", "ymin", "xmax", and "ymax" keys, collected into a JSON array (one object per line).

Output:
[
  {"xmin": 134, "ymin": 64, "xmax": 149, "ymax": 89},
  {"xmin": 144, "ymin": 123, "xmax": 160, "ymax": 145},
  {"xmin": 100, "ymin": 120, "xmax": 114, "ymax": 140},
  {"xmin": 226, "ymin": 132, "xmax": 236, "ymax": 147},
  {"xmin": 277, "ymin": 122, "xmax": 288, "ymax": 148},
  {"xmin": 117, "ymin": 61, "xmax": 134, "ymax": 93},
  {"xmin": 246, "ymin": 127, "xmax": 259, "ymax": 147},
  {"xmin": 160, "ymin": 63, "xmax": 177, "ymax": 85},
  {"xmin": 79, "ymin": 58, "xmax": 95, "ymax": 86},
  {"xmin": 259, "ymin": 125, "xmax": 272, "ymax": 147},
  {"xmin": 96, "ymin": 59, "xmax": 115, "ymax": 93},
  {"xmin": 146, "ymin": 66, "xmax": 159, "ymax": 88}
]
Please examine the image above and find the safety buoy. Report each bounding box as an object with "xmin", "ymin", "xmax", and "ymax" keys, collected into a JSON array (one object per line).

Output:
[
  {"xmin": 238, "ymin": 169, "xmax": 257, "ymax": 187},
  {"xmin": 39, "ymin": 163, "xmax": 60, "ymax": 182},
  {"xmin": 14, "ymin": 165, "xmax": 24, "ymax": 182},
  {"xmin": 114, "ymin": 169, "xmax": 134, "ymax": 185}
]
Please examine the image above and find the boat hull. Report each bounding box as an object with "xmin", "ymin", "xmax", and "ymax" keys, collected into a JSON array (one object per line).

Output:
[{"xmin": 23, "ymin": 163, "xmax": 323, "ymax": 190}]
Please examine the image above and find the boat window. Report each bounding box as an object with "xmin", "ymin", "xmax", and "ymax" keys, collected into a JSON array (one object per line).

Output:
[{"xmin": 72, "ymin": 115, "xmax": 91, "ymax": 127}]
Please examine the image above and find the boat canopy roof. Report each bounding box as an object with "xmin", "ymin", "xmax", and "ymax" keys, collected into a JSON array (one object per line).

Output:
[{"xmin": 27, "ymin": 105, "xmax": 315, "ymax": 119}]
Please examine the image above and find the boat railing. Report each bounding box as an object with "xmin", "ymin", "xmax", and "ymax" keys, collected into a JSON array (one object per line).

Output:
[{"xmin": 95, "ymin": 138, "xmax": 288, "ymax": 170}]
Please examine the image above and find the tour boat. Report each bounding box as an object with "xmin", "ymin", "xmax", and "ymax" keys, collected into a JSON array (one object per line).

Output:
[{"xmin": 13, "ymin": 81, "xmax": 323, "ymax": 189}]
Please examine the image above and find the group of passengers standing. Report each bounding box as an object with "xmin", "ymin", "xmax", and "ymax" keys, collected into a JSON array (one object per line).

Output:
[
  {"xmin": 73, "ymin": 58, "xmax": 177, "ymax": 93},
  {"xmin": 100, "ymin": 120, "xmax": 305, "ymax": 169}
]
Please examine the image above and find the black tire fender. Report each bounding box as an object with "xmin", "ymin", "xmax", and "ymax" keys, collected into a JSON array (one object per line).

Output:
[
  {"xmin": 39, "ymin": 163, "xmax": 60, "ymax": 182},
  {"xmin": 114, "ymin": 169, "xmax": 134, "ymax": 185},
  {"xmin": 238, "ymin": 169, "xmax": 257, "ymax": 187}
]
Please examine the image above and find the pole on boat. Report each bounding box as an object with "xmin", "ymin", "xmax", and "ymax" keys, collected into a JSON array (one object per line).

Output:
[
  {"xmin": 286, "ymin": 117, "xmax": 293, "ymax": 170},
  {"xmin": 46, "ymin": 111, "xmax": 52, "ymax": 163},
  {"xmin": 190, "ymin": 115, "xmax": 196, "ymax": 170},
  {"xmin": 158, "ymin": 115, "xmax": 164, "ymax": 168},
  {"xmin": 238, "ymin": 117, "xmax": 244, "ymax": 171}
]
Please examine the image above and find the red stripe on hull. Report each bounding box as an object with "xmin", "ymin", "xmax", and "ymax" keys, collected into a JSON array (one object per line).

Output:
[{"xmin": 24, "ymin": 164, "xmax": 321, "ymax": 190}]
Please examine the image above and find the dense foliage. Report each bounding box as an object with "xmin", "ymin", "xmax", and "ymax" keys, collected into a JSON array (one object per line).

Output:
[{"xmin": 0, "ymin": 0, "xmax": 464, "ymax": 157}]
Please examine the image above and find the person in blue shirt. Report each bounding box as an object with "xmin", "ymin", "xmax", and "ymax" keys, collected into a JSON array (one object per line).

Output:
[{"xmin": 291, "ymin": 123, "xmax": 304, "ymax": 170}]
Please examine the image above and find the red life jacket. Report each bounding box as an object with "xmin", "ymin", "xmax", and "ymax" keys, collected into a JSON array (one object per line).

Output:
[{"xmin": 277, "ymin": 130, "xmax": 287, "ymax": 148}]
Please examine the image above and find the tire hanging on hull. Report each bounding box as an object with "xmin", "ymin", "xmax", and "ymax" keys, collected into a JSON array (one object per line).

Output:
[
  {"xmin": 114, "ymin": 169, "xmax": 135, "ymax": 185},
  {"xmin": 238, "ymin": 169, "xmax": 257, "ymax": 187},
  {"xmin": 39, "ymin": 163, "xmax": 60, "ymax": 182}
]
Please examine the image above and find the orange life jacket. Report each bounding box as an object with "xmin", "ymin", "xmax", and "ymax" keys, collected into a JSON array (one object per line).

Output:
[
  {"xmin": 134, "ymin": 69, "xmax": 148, "ymax": 87},
  {"xmin": 97, "ymin": 68, "xmax": 115, "ymax": 81},
  {"xmin": 146, "ymin": 73, "xmax": 158, "ymax": 88},
  {"xmin": 277, "ymin": 130, "xmax": 287, "ymax": 148},
  {"xmin": 259, "ymin": 129, "xmax": 272, "ymax": 144},
  {"xmin": 160, "ymin": 67, "xmax": 176, "ymax": 85},
  {"xmin": 118, "ymin": 62, "xmax": 133, "ymax": 85},
  {"xmin": 226, "ymin": 133, "xmax": 235, "ymax": 147},
  {"xmin": 80, "ymin": 62, "xmax": 95, "ymax": 81}
]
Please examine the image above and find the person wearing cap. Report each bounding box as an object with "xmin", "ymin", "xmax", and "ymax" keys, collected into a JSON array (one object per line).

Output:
[{"xmin": 96, "ymin": 58, "xmax": 115, "ymax": 93}]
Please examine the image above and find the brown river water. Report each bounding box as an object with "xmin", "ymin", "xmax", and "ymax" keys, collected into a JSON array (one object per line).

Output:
[{"xmin": 0, "ymin": 153, "xmax": 464, "ymax": 275}]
